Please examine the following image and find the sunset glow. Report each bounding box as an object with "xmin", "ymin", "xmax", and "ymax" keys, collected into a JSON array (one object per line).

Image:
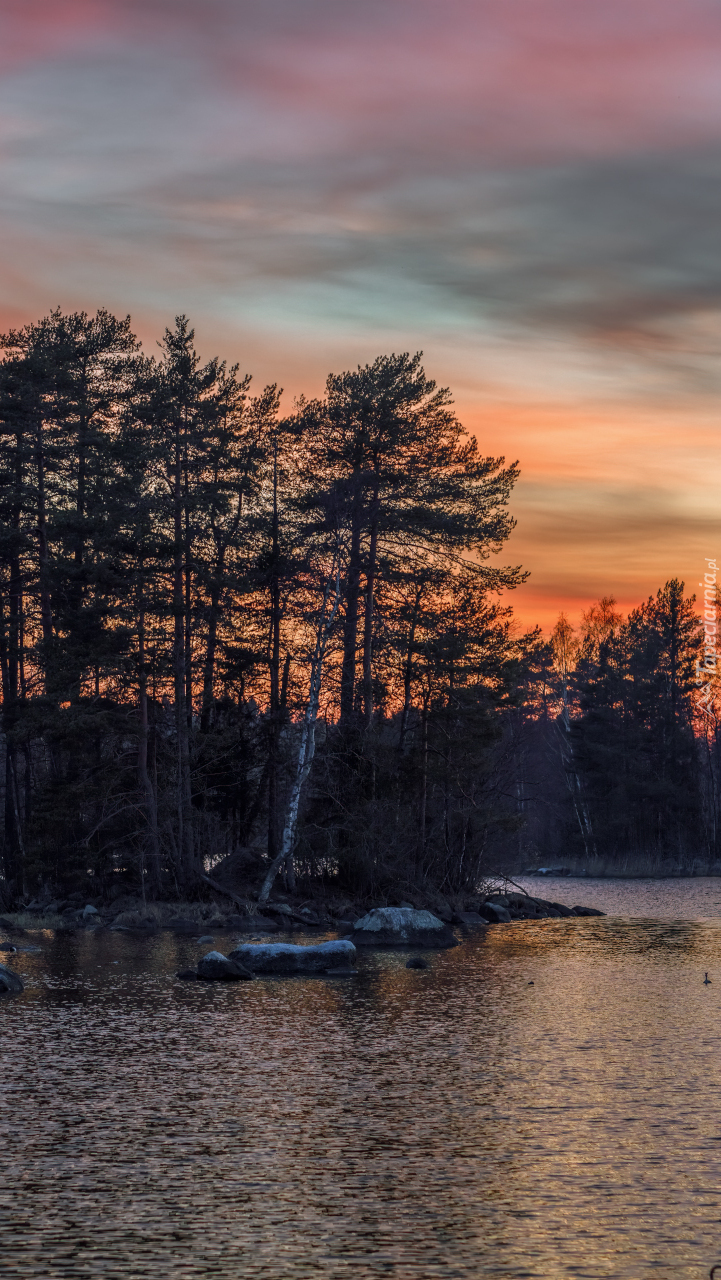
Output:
[{"xmin": 1, "ymin": 0, "xmax": 720, "ymax": 628}]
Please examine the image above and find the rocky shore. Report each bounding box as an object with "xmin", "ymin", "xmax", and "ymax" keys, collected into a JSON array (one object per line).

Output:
[
  {"xmin": 1, "ymin": 885, "xmax": 605, "ymax": 937},
  {"xmin": 0, "ymin": 888, "xmax": 605, "ymax": 991}
]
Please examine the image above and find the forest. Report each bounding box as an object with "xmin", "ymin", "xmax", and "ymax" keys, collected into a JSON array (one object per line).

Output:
[{"xmin": 0, "ymin": 308, "xmax": 717, "ymax": 909}]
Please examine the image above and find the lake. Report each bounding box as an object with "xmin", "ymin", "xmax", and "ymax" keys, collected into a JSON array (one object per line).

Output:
[{"xmin": 3, "ymin": 877, "xmax": 721, "ymax": 1278}]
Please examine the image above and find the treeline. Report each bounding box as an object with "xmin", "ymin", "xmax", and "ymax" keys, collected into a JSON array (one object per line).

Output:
[
  {"xmin": 0, "ymin": 308, "xmax": 715, "ymax": 905},
  {"xmin": 0, "ymin": 309, "xmax": 532, "ymax": 904},
  {"xmin": 520, "ymin": 583, "xmax": 721, "ymax": 874}
]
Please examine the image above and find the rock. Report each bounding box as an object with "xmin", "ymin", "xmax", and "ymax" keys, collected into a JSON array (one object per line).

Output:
[
  {"xmin": 229, "ymin": 939, "xmax": 357, "ymax": 973},
  {"xmin": 196, "ymin": 951, "xmax": 254, "ymax": 981},
  {"xmin": 548, "ymin": 901, "xmax": 575, "ymax": 918},
  {"xmin": 112, "ymin": 910, "xmax": 157, "ymax": 930},
  {"xmin": 0, "ymin": 964, "xmax": 23, "ymax": 994},
  {"xmin": 452, "ymin": 910, "xmax": 486, "ymax": 926},
  {"xmin": 227, "ymin": 914, "xmax": 280, "ymax": 932},
  {"xmin": 167, "ymin": 917, "xmax": 202, "ymax": 934},
  {"xmin": 479, "ymin": 902, "xmax": 512, "ymax": 924},
  {"xmin": 0, "ymin": 918, "xmax": 25, "ymax": 935},
  {"xmin": 431, "ymin": 901, "xmax": 453, "ymax": 923},
  {"xmin": 336, "ymin": 919, "xmax": 357, "ymax": 930},
  {"xmin": 572, "ymin": 906, "xmax": 606, "ymax": 917},
  {"xmin": 176, "ymin": 969, "xmax": 199, "ymax": 981},
  {"xmin": 197, "ymin": 934, "xmax": 215, "ymax": 944},
  {"xmin": 536, "ymin": 866, "xmax": 571, "ymax": 876},
  {"xmin": 406, "ymin": 957, "xmax": 429, "ymax": 969},
  {"xmin": 398, "ymin": 901, "xmax": 415, "ymax": 909},
  {"xmin": 324, "ymin": 967, "xmax": 358, "ymax": 976},
  {"xmin": 350, "ymin": 908, "xmax": 458, "ymax": 949},
  {"xmin": 82, "ymin": 904, "xmax": 99, "ymax": 919}
]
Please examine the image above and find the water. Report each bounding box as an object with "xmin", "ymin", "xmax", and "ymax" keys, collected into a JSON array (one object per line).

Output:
[{"xmin": 3, "ymin": 880, "xmax": 721, "ymax": 1278}]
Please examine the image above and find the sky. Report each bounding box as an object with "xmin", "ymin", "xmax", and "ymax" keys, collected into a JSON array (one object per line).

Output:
[{"xmin": 1, "ymin": 0, "xmax": 720, "ymax": 629}]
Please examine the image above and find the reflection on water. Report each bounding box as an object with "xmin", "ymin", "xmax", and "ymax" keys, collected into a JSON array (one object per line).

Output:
[{"xmin": 3, "ymin": 884, "xmax": 721, "ymax": 1278}]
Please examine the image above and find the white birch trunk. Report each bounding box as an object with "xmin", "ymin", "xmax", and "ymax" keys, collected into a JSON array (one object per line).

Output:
[{"xmin": 258, "ymin": 552, "xmax": 343, "ymax": 904}]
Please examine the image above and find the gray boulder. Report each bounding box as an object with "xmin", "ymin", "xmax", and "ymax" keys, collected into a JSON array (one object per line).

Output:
[
  {"xmin": 0, "ymin": 963, "xmax": 23, "ymax": 994},
  {"xmin": 82, "ymin": 904, "xmax": 99, "ymax": 919},
  {"xmin": 350, "ymin": 907, "xmax": 458, "ymax": 948},
  {"xmin": 196, "ymin": 951, "xmax": 253, "ymax": 981},
  {"xmin": 229, "ymin": 939, "xmax": 356, "ymax": 973}
]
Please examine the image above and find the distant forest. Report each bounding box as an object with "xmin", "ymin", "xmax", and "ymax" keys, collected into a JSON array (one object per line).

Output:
[{"xmin": 0, "ymin": 309, "xmax": 717, "ymax": 907}]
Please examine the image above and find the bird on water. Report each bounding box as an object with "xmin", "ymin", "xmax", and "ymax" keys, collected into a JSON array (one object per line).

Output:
[{"xmin": 704, "ymin": 972, "xmax": 712, "ymax": 984}]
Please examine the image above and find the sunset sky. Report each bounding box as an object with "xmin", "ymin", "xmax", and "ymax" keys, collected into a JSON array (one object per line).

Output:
[{"xmin": 1, "ymin": 0, "xmax": 720, "ymax": 629}]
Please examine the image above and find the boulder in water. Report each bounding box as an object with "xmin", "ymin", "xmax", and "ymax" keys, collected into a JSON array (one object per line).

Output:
[
  {"xmin": 350, "ymin": 907, "xmax": 458, "ymax": 948},
  {"xmin": 229, "ymin": 939, "xmax": 356, "ymax": 973},
  {"xmin": 196, "ymin": 951, "xmax": 253, "ymax": 981},
  {"xmin": 0, "ymin": 963, "xmax": 23, "ymax": 994}
]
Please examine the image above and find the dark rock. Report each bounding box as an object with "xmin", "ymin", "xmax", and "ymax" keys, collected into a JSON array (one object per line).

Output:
[
  {"xmin": 229, "ymin": 940, "xmax": 356, "ymax": 973},
  {"xmin": 548, "ymin": 902, "xmax": 575, "ymax": 918},
  {"xmin": 479, "ymin": 902, "xmax": 512, "ymax": 924},
  {"xmin": 196, "ymin": 951, "xmax": 254, "ymax": 981},
  {"xmin": 452, "ymin": 910, "xmax": 486, "ymax": 927},
  {"xmin": 406, "ymin": 957, "xmax": 429, "ymax": 969},
  {"xmin": 197, "ymin": 934, "xmax": 215, "ymax": 944},
  {"xmin": 176, "ymin": 969, "xmax": 199, "ymax": 981},
  {"xmin": 336, "ymin": 919, "xmax": 357, "ymax": 930},
  {"xmin": 226, "ymin": 914, "xmax": 280, "ymax": 932},
  {"xmin": 0, "ymin": 918, "xmax": 25, "ymax": 935},
  {"xmin": 0, "ymin": 963, "xmax": 23, "ymax": 994},
  {"xmin": 351, "ymin": 907, "xmax": 458, "ymax": 949},
  {"xmin": 167, "ymin": 917, "xmax": 202, "ymax": 934},
  {"xmin": 324, "ymin": 967, "xmax": 358, "ymax": 976},
  {"xmin": 572, "ymin": 906, "xmax": 606, "ymax": 917}
]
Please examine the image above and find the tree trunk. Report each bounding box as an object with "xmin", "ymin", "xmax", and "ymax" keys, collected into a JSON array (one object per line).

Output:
[
  {"xmin": 35, "ymin": 415, "xmax": 53, "ymax": 669},
  {"xmin": 137, "ymin": 569, "xmax": 161, "ymax": 894},
  {"xmin": 173, "ymin": 423, "xmax": 194, "ymax": 885},
  {"xmin": 339, "ymin": 486, "xmax": 362, "ymax": 725},
  {"xmin": 362, "ymin": 473, "xmax": 380, "ymax": 727},
  {"xmin": 259, "ymin": 554, "xmax": 343, "ymax": 903}
]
